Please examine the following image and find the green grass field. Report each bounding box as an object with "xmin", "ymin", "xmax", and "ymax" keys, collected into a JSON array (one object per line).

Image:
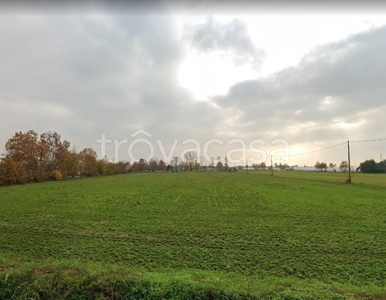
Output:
[{"xmin": 0, "ymin": 171, "xmax": 385, "ymax": 299}]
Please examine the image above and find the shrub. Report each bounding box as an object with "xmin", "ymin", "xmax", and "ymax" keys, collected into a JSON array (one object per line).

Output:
[{"xmin": 52, "ymin": 170, "xmax": 63, "ymax": 181}]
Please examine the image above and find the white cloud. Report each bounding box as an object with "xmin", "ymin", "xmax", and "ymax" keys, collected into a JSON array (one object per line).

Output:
[{"xmin": 1, "ymin": 11, "xmax": 386, "ymax": 166}]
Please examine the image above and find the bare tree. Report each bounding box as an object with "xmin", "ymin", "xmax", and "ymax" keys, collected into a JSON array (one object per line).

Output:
[
  {"xmin": 224, "ymin": 156, "xmax": 229, "ymax": 171},
  {"xmin": 172, "ymin": 156, "xmax": 180, "ymax": 172},
  {"xmin": 184, "ymin": 151, "xmax": 197, "ymax": 172},
  {"xmin": 149, "ymin": 158, "xmax": 158, "ymax": 171},
  {"xmin": 340, "ymin": 160, "xmax": 348, "ymax": 173},
  {"xmin": 199, "ymin": 156, "xmax": 207, "ymax": 171}
]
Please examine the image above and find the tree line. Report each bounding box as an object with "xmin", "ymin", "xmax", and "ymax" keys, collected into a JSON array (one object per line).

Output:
[
  {"xmin": 4, "ymin": 130, "xmax": 381, "ymax": 187},
  {"xmin": 0, "ymin": 130, "xmax": 135, "ymax": 186},
  {"xmin": 315, "ymin": 159, "xmax": 386, "ymax": 173},
  {"xmin": 359, "ymin": 159, "xmax": 386, "ymax": 173},
  {"xmin": 312, "ymin": 161, "xmax": 353, "ymax": 172},
  {"xmin": 0, "ymin": 131, "xmax": 236, "ymax": 186},
  {"xmin": 314, "ymin": 159, "xmax": 386, "ymax": 174}
]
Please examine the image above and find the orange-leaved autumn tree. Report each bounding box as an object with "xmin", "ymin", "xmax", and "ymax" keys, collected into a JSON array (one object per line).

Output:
[
  {"xmin": 158, "ymin": 159, "xmax": 166, "ymax": 171},
  {"xmin": 0, "ymin": 157, "xmax": 27, "ymax": 186},
  {"xmin": 78, "ymin": 148, "xmax": 98, "ymax": 176},
  {"xmin": 5, "ymin": 130, "xmax": 72, "ymax": 181},
  {"xmin": 1, "ymin": 130, "xmax": 133, "ymax": 186},
  {"xmin": 40, "ymin": 131, "xmax": 71, "ymax": 178},
  {"xmin": 5, "ymin": 130, "xmax": 40, "ymax": 181}
]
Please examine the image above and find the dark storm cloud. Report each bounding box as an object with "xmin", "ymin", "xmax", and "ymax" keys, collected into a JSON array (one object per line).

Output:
[{"xmin": 184, "ymin": 17, "xmax": 265, "ymax": 68}]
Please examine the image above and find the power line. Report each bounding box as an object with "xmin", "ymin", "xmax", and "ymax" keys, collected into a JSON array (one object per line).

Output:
[
  {"xmin": 351, "ymin": 137, "xmax": 386, "ymax": 143},
  {"xmin": 283, "ymin": 137, "xmax": 386, "ymax": 158},
  {"xmin": 284, "ymin": 142, "xmax": 346, "ymax": 158}
]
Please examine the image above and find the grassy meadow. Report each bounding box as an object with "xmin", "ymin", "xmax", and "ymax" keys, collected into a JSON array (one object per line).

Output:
[{"xmin": 0, "ymin": 171, "xmax": 385, "ymax": 299}]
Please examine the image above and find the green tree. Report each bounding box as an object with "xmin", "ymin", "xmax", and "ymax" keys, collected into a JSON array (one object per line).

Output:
[
  {"xmin": 360, "ymin": 159, "xmax": 381, "ymax": 173},
  {"xmin": 378, "ymin": 159, "xmax": 386, "ymax": 173}
]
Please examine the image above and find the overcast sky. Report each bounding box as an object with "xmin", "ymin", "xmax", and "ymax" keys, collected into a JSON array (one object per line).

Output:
[{"xmin": 1, "ymin": 2, "xmax": 386, "ymax": 166}]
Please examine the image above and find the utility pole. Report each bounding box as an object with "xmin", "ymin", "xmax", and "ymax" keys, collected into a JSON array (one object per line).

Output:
[
  {"xmin": 270, "ymin": 155, "xmax": 273, "ymax": 176},
  {"xmin": 347, "ymin": 140, "xmax": 351, "ymax": 183}
]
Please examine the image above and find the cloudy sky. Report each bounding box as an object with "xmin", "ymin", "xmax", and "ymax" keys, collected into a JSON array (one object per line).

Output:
[{"xmin": 1, "ymin": 2, "xmax": 386, "ymax": 166}]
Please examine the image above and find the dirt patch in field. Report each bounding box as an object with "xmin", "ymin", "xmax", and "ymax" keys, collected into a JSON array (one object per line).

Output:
[
  {"xmin": 35, "ymin": 266, "xmax": 57, "ymax": 275},
  {"xmin": 0, "ymin": 266, "xmax": 14, "ymax": 273}
]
